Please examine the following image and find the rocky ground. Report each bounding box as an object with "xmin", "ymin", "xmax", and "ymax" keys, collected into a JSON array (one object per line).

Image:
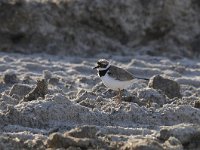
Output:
[{"xmin": 0, "ymin": 52, "xmax": 200, "ymax": 149}]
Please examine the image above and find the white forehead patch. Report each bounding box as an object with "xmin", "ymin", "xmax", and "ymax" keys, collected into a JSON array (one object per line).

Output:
[{"xmin": 98, "ymin": 59, "xmax": 109, "ymax": 65}]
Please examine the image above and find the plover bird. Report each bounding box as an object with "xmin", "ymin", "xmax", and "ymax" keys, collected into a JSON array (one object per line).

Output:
[{"xmin": 93, "ymin": 59, "xmax": 148, "ymax": 104}]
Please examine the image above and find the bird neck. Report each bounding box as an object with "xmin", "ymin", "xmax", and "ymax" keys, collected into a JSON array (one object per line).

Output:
[{"xmin": 98, "ymin": 66, "xmax": 110, "ymax": 77}]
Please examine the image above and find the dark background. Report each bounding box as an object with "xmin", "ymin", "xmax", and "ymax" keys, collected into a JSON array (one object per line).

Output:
[{"xmin": 0, "ymin": 0, "xmax": 200, "ymax": 58}]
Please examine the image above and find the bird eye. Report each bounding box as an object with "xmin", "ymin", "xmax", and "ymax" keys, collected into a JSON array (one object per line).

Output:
[{"xmin": 102, "ymin": 64, "xmax": 107, "ymax": 68}]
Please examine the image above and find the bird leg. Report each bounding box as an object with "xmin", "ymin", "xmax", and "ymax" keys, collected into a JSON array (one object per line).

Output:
[
  {"xmin": 116, "ymin": 88, "xmax": 122, "ymax": 104},
  {"xmin": 113, "ymin": 89, "xmax": 122, "ymax": 105}
]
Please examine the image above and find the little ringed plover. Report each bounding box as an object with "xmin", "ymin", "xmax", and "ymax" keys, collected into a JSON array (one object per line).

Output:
[{"xmin": 93, "ymin": 59, "xmax": 148, "ymax": 104}]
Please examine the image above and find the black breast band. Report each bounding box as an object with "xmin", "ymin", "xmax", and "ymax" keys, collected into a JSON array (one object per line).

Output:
[{"xmin": 98, "ymin": 67, "xmax": 110, "ymax": 77}]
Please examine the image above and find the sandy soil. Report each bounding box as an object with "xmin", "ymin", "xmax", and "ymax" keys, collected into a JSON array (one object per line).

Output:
[{"xmin": 0, "ymin": 52, "xmax": 200, "ymax": 149}]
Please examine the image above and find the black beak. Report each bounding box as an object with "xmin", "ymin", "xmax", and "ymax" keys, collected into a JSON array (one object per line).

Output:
[{"xmin": 93, "ymin": 65, "xmax": 99, "ymax": 69}]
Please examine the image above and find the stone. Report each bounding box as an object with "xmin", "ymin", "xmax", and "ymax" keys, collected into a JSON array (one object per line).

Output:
[
  {"xmin": 121, "ymin": 138, "xmax": 163, "ymax": 150},
  {"xmin": 0, "ymin": 135, "xmax": 45, "ymax": 150},
  {"xmin": 3, "ymin": 70, "xmax": 19, "ymax": 84},
  {"xmin": 194, "ymin": 100, "xmax": 200, "ymax": 108},
  {"xmin": 46, "ymin": 132, "xmax": 103, "ymax": 149},
  {"xmin": 23, "ymin": 79, "xmax": 48, "ymax": 101},
  {"xmin": 163, "ymin": 137, "xmax": 183, "ymax": 150},
  {"xmin": 9, "ymin": 84, "xmax": 32, "ymax": 97},
  {"xmin": 66, "ymin": 125, "xmax": 98, "ymax": 139},
  {"xmin": 137, "ymin": 88, "xmax": 166, "ymax": 106},
  {"xmin": 158, "ymin": 124, "xmax": 200, "ymax": 149},
  {"xmin": 148, "ymin": 75, "xmax": 181, "ymax": 99}
]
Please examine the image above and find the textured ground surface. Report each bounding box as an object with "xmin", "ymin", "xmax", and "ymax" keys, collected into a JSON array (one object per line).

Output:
[{"xmin": 0, "ymin": 52, "xmax": 200, "ymax": 149}]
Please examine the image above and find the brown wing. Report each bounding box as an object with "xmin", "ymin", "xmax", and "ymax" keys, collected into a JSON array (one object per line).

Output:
[{"xmin": 108, "ymin": 65, "xmax": 134, "ymax": 81}]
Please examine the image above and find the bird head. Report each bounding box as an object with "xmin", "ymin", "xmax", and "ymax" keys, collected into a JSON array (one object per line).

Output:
[{"xmin": 93, "ymin": 59, "xmax": 110, "ymax": 70}]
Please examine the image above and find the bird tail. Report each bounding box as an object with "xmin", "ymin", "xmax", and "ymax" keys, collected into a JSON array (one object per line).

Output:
[{"xmin": 134, "ymin": 76, "xmax": 149, "ymax": 81}]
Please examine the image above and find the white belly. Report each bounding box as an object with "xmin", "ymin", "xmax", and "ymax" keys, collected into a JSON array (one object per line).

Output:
[{"xmin": 100, "ymin": 74, "xmax": 133, "ymax": 91}]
